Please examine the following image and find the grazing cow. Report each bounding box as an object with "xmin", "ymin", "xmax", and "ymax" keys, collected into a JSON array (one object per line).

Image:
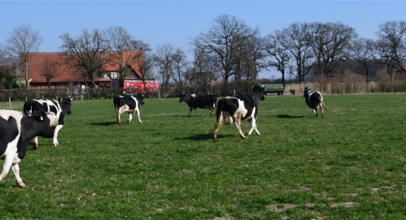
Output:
[
  {"xmin": 178, "ymin": 94, "xmax": 217, "ymax": 116},
  {"xmin": 303, "ymin": 87, "xmax": 327, "ymax": 118},
  {"xmin": 23, "ymin": 98, "xmax": 72, "ymax": 149},
  {"xmin": 114, "ymin": 95, "xmax": 144, "ymax": 125},
  {"xmin": 212, "ymin": 85, "xmax": 265, "ymax": 142},
  {"xmin": 0, "ymin": 110, "xmax": 54, "ymax": 188}
]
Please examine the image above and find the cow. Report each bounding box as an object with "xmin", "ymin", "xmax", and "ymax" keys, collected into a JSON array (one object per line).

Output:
[
  {"xmin": 303, "ymin": 87, "xmax": 327, "ymax": 118},
  {"xmin": 0, "ymin": 110, "xmax": 54, "ymax": 188},
  {"xmin": 212, "ymin": 85, "xmax": 265, "ymax": 142},
  {"xmin": 23, "ymin": 98, "xmax": 72, "ymax": 149},
  {"xmin": 113, "ymin": 95, "xmax": 144, "ymax": 125},
  {"xmin": 178, "ymin": 94, "xmax": 217, "ymax": 116}
]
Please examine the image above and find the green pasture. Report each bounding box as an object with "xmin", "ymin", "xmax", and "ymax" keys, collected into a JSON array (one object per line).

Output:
[{"xmin": 1, "ymin": 93, "xmax": 406, "ymax": 219}]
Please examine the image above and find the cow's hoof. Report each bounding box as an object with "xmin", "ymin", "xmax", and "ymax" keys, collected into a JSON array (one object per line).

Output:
[
  {"xmin": 33, "ymin": 145, "xmax": 38, "ymax": 150},
  {"xmin": 17, "ymin": 181, "xmax": 27, "ymax": 189},
  {"xmin": 240, "ymin": 135, "xmax": 246, "ymax": 139},
  {"xmin": 213, "ymin": 137, "xmax": 217, "ymax": 142},
  {"xmin": 139, "ymin": 121, "xmax": 143, "ymax": 124}
]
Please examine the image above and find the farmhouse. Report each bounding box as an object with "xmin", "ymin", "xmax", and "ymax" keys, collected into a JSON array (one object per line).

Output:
[{"xmin": 24, "ymin": 51, "xmax": 143, "ymax": 89}]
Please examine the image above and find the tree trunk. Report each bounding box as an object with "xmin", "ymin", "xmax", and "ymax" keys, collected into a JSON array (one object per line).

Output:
[{"xmin": 25, "ymin": 62, "xmax": 30, "ymax": 89}]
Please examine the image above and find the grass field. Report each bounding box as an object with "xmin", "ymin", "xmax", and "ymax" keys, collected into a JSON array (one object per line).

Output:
[{"xmin": 1, "ymin": 93, "xmax": 406, "ymax": 219}]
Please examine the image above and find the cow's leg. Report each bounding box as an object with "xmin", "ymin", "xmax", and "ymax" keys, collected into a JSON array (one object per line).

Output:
[
  {"xmin": 246, "ymin": 118, "xmax": 260, "ymax": 136},
  {"xmin": 116, "ymin": 111, "xmax": 122, "ymax": 125},
  {"xmin": 52, "ymin": 125, "xmax": 63, "ymax": 147},
  {"xmin": 235, "ymin": 116, "xmax": 246, "ymax": 139},
  {"xmin": 194, "ymin": 109, "xmax": 197, "ymax": 116},
  {"xmin": 212, "ymin": 112, "xmax": 223, "ymax": 142},
  {"xmin": 319, "ymin": 104, "xmax": 324, "ymax": 118},
  {"xmin": 117, "ymin": 105, "xmax": 129, "ymax": 125},
  {"xmin": 136, "ymin": 109, "xmax": 142, "ymax": 123},
  {"xmin": 11, "ymin": 163, "xmax": 26, "ymax": 188},
  {"xmin": 0, "ymin": 153, "xmax": 14, "ymax": 184},
  {"xmin": 32, "ymin": 136, "xmax": 39, "ymax": 150},
  {"xmin": 313, "ymin": 109, "xmax": 318, "ymax": 117},
  {"xmin": 189, "ymin": 108, "xmax": 192, "ymax": 117},
  {"xmin": 128, "ymin": 113, "xmax": 132, "ymax": 123}
]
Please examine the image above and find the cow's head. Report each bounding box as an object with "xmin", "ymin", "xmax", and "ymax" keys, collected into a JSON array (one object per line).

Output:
[
  {"xmin": 178, "ymin": 93, "xmax": 186, "ymax": 103},
  {"xmin": 252, "ymin": 85, "xmax": 265, "ymax": 101},
  {"xmin": 59, "ymin": 97, "xmax": 72, "ymax": 115},
  {"xmin": 136, "ymin": 95, "xmax": 145, "ymax": 105},
  {"xmin": 303, "ymin": 87, "xmax": 311, "ymax": 97},
  {"xmin": 29, "ymin": 111, "xmax": 54, "ymax": 138}
]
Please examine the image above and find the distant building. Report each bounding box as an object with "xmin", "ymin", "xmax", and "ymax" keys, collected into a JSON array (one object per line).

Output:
[{"xmin": 24, "ymin": 51, "xmax": 142, "ymax": 89}]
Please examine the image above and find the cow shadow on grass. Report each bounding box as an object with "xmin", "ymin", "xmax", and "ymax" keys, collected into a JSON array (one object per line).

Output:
[
  {"xmin": 174, "ymin": 134, "xmax": 233, "ymax": 141},
  {"xmin": 90, "ymin": 122, "xmax": 117, "ymax": 126},
  {"xmin": 277, "ymin": 114, "xmax": 305, "ymax": 119}
]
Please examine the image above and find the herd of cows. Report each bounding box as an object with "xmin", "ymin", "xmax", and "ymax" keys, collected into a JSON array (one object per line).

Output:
[{"xmin": 0, "ymin": 85, "xmax": 326, "ymax": 188}]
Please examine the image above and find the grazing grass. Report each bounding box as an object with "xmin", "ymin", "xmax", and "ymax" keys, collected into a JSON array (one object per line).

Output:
[{"xmin": 1, "ymin": 93, "xmax": 406, "ymax": 219}]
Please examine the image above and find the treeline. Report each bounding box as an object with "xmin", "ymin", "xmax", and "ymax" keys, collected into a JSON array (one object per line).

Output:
[{"xmin": 1, "ymin": 16, "xmax": 406, "ymax": 96}]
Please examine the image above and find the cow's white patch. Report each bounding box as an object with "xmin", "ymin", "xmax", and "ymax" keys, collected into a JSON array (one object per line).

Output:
[{"xmin": 191, "ymin": 94, "xmax": 196, "ymax": 98}]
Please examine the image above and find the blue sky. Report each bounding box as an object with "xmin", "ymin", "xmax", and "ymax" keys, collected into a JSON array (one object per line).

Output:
[{"xmin": 1, "ymin": 0, "xmax": 406, "ymax": 79}]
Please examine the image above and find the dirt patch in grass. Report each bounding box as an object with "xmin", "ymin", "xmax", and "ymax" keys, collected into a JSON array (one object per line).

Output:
[
  {"xmin": 268, "ymin": 203, "xmax": 297, "ymax": 212},
  {"xmin": 330, "ymin": 202, "xmax": 357, "ymax": 208},
  {"xmin": 214, "ymin": 215, "xmax": 233, "ymax": 220}
]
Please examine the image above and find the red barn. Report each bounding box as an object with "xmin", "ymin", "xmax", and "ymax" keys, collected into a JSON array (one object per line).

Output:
[{"xmin": 123, "ymin": 80, "xmax": 159, "ymax": 94}]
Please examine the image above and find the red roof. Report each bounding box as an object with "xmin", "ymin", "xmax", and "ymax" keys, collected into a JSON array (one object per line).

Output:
[{"xmin": 27, "ymin": 51, "xmax": 142, "ymax": 83}]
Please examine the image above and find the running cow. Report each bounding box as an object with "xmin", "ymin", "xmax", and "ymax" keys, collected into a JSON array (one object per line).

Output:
[
  {"xmin": 113, "ymin": 95, "xmax": 144, "ymax": 125},
  {"xmin": 23, "ymin": 98, "xmax": 72, "ymax": 149},
  {"xmin": 212, "ymin": 85, "xmax": 265, "ymax": 142},
  {"xmin": 178, "ymin": 94, "xmax": 217, "ymax": 116},
  {"xmin": 0, "ymin": 110, "xmax": 54, "ymax": 188},
  {"xmin": 303, "ymin": 87, "xmax": 327, "ymax": 118}
]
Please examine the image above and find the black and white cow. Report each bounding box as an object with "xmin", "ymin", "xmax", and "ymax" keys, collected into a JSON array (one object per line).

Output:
[
  {"xmin": 178, "ymin": 94, "xmax": 217, "ymax": 116},
  {"xmin": 0, "ymin": 110, "xmax": 54, "ymax": 188},
  {"xmin": 212, "ymin": 85, "xmax": 265, "ymax": 142},
  {"xmin": 113, "ymin": 95, "xmax": 144, "ymax": 125},
  {"xmin": 303, "ymin": 87, "xmax": 327, "ymax": 118},
  {"xmin": 23, "ymin": 98, "xmax": 72, "ymax": 149}
]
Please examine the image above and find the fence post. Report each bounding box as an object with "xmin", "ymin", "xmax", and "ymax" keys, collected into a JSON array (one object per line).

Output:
[
  {"xmin": 80, "ymin": 89, "xmax": 83, "ymax": 103},
  {"xmin": 9, "ymin": 97, "xmax": 11, "ymax": 109}
]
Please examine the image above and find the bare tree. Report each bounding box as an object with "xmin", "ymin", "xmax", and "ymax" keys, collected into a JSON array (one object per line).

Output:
[
  {"xmin": 375, "ymin": 21, "xmax": 406, "ymax": 85},
  {"xmin": 264, "ymin": 31, "xmax": 290, "ymax": 90},
  {"xmin": 130, "ymin": 39, "xmax": 154, "ymax": 95},
  {"xmin": 349, "ymin": 38, "xmax": 377, "ymax": 85},
  {"xmin": 154, "ymin": 44, "xmax": 175, "ymax": 86},
  {"xmin": 309, "ymin": 22, "xmax": 358, "ymax": 76},
  {"xmin": 170, "ymin": 48, "xmax": 189, "ymax": 90},
  {"xmin": 279, "ymin": 23, "xmax": 314, "ymax": 86},
  {"xmin": 38, "ymin": 55, "xmax": 61, "ymax": 88},
  {"xmin": 59, "ymin": 28, "xmax": 108, "ymax": 88},
  {"xmin": 4, "ymin": 24, "xmax": 42, "ymax": 88},
  {"xmin": 233, "ymin": 26, "xmax": 265, "ymax": 82},
  {"xmin": 193, "ymin": 14, "xmax": 250, "ymax": 95},
  {"xmin": 104, "ymin": 26, "xmax": 140, "ymax": 87},
  {"xmin": 193, "ymin": 47, "xmax": 220, "ymax": 95}
]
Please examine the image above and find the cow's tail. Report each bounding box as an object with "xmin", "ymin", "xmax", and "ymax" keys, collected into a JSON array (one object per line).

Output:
[
  {"xmin": 321, "ymin": 101, "xmax": 327, "ymax": 111},
  {"xmin": 113, "ymin": 97, "xmax": 118, "ymax": 111}
]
